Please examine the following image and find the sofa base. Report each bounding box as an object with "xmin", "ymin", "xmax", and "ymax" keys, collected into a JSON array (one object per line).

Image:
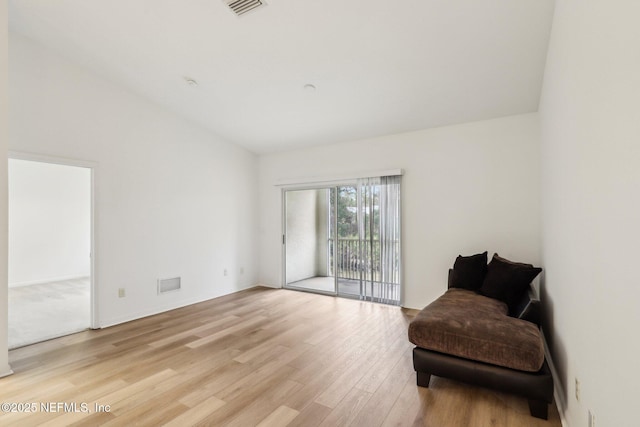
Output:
[{"xmin": 413, "ymin": 347, "xmax": 554, "ymax": 420}]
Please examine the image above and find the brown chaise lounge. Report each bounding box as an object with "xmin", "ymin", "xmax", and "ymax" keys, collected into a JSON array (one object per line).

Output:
[{"xmin": 408, "ymin": 268, "xmax": 554, "ymax": 419}]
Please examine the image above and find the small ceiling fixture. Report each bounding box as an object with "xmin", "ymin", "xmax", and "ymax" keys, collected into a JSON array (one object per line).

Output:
[
  {"xmin": 303, "ymin": 84, "xmax": 316, "ymax": 92},
  {"xmin": 224, "ymin": 0, "xmax": 266, "ymax": 17},
  {"xmin": 184, "ymin": 77, "xmax": 198, "ymax": 87}
]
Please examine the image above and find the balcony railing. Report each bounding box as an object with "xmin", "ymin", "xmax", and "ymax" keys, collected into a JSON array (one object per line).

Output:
[{"xmin": 328, "ymin": 238, "xmax": 400, "ymax": 284}]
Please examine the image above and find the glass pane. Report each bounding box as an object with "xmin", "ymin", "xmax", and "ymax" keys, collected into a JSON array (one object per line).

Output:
[
  {"xmin": 284, "ymin": 188, "xmax": 335, "ymax": 294},
  {"xmin": 336, "ymin": 186, "xmax": 361, "ymax": 299}
]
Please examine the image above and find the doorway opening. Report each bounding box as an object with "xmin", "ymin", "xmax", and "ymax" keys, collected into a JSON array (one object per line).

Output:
[
  {"xmin": 8, "ymin": 156, "xmax": 95, "ymax": 348},
  {"xmin": 283, "ymin": 177, "xmax": 401, "ymax": 305}
]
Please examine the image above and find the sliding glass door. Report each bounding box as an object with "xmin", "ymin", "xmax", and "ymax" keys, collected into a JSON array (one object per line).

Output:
[{"xmin": 284, "ymin": 178, "xmax": 401, "ymax": 305}]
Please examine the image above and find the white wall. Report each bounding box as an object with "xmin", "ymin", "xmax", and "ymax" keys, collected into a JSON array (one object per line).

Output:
[
  {"xmin": 539, "ymin": 0, "xmax": 640, "ymax": 425},
  {"xmin": 0, "ymin": 0, "xmax": 11, "ymax": 377},
  {"xmin": 9, "ymin": 33, "xmax": 259, "ymax": 327},
  {"xmin": 259, "ymin": 114, "xmax": 541, "ymax": 309},
  {"xmin": 9, "ymin": 159, "xmax": 91, "ymax": 287}
]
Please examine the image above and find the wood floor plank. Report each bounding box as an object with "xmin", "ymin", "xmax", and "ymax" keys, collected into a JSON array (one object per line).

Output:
[
  {"xmin": 354, "ymin": 335, "xmax": 411, "ymax": 394},
  {"xmin": 255, "ymin": 405, "xmax": 300, "ymax": 427},
  {"xmin": 147, "ymin": 315, "xmax": 240, "ymax": 348},
  {"xmin": 349, "ymin": 352, "xmax": 415, "ymax": 427},
  {"xmin": 286, "ymin": 402, "xmax": 332, "ymax": 427},
  {"xmin": 224, "ymin": 396, "xmax": 288, "ymax": 427},
  {"xmin": 317, "ymin": 386, "xmax": 372, "ymax": 427},
  {"xmin": 161, "ymin": 396, "xmax": 226, "ymax": 427},
  {"xmin": 313, "ymin": 341, "xmax": 380, "ymax": 408},
  {"xmin": 1, "ymin": 287, "xmax": 562, "ymax": 426},
  {"xmin": 380, "ymin": 375, "xmax": 426, "ymax": 427},
  {"xmin": 185, "ymin": 315, "xmax": 268, "ymax": 348}
]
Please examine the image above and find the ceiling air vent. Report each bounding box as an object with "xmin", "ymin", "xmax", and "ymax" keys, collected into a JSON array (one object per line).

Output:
[{"xmin": 225, "ymin": 0, "xmax": 266, "ymax": 16}]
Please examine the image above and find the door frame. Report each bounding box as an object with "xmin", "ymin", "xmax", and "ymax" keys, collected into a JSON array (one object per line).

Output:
[
  {"xmin": 8, "ymin": 151, "xmax": 99, "ymax": 329},
  {"xmin": 281, "ymin": 185, "xmax": 340, "ymax": 296},
  {"xmin": 281, "ymin": 182, "xmax": 366, "ymax": 300}
]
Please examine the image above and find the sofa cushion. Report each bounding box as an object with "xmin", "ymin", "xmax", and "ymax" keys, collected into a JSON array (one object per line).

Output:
[
  {"xmin": 480, "ymin": 253, "xmax": 542, "ymax": 315},
  {"xmin": 408, "ymin": 288, "xmax": 545, "ymax": 372},
  {"xmin": 450, "ymin": 251, "xmax": 488, "ymax": 290}
]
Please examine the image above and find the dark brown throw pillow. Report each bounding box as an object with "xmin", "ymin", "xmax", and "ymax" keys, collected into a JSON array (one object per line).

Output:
[
  {"xmin": 480, "ymin": 253, "xmax": 542, "ymax": 314},
  {"xmin": 450, "ymin": 251, "xmax": 488, "ymax": 290}
]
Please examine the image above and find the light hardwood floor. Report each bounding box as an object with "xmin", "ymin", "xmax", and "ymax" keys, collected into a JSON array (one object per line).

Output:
[{"xmin": 1, "ymin": 287, "xmax": 561, "ymax": 426}]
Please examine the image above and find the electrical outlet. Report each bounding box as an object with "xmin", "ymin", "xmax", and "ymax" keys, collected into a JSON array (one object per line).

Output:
[
  {"xmin": 588, "ymin": 409, "xmax": 596, "ymax": 427},
  {"xmin": 224, "ymin": 269, "xmax": 228, "ymax": 276},
  {"xmin": 118, "ymin": 288, "xmax": 125, "ymax": 298},
  {"xmin": 240, "ymin": 267, "xmax": 244, "ymax": 275},
  {"xmin": 575, "ymin": 377, "xmax": 580, "ymax": 401}
]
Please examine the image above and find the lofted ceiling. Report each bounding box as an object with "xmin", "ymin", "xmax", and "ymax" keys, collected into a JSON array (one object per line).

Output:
[{"xmin": 8, "ymin": 0, "xmax": 555, "ymax": 154}]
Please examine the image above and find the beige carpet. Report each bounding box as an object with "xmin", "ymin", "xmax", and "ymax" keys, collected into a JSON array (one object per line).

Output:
[{"xmin": 8, "ymin": 277, "xmax": 90, "ymax": 349}]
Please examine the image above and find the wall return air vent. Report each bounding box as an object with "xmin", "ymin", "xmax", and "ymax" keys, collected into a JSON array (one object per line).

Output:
[
  {"xmin": 224, "ymin": 0, "xmax": 266, "ymax": 16},
  {"xmin": 158, "ymin": 277, "xmax": 181, "ymax": 294}
]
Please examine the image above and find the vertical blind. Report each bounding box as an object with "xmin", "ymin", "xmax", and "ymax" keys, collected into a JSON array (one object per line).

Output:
[{"xmin": 357, "ymin": 175, "xmax": 401, "ymax": 305}]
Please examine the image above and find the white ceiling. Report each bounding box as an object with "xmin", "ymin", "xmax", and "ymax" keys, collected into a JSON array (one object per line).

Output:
[{"xmin": 8, "ymin": 0, "xmax": 555, "ymax": 154}]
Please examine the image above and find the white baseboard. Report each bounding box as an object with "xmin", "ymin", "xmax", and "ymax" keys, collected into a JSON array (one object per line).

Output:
[
  {"xmin": 542, "ymin": 333, "xmax": 569, "ymax": 427},
  {"xmin": 9, "ymin": 275, "xmax": 89, "ymax": 288},
  {"xmin": 255, "ymin": 282, "xmax": 281, "ymax": 289},
  {"xmin": 0, "ymin": 365, "xmax": 14, "ymax": 378}
]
